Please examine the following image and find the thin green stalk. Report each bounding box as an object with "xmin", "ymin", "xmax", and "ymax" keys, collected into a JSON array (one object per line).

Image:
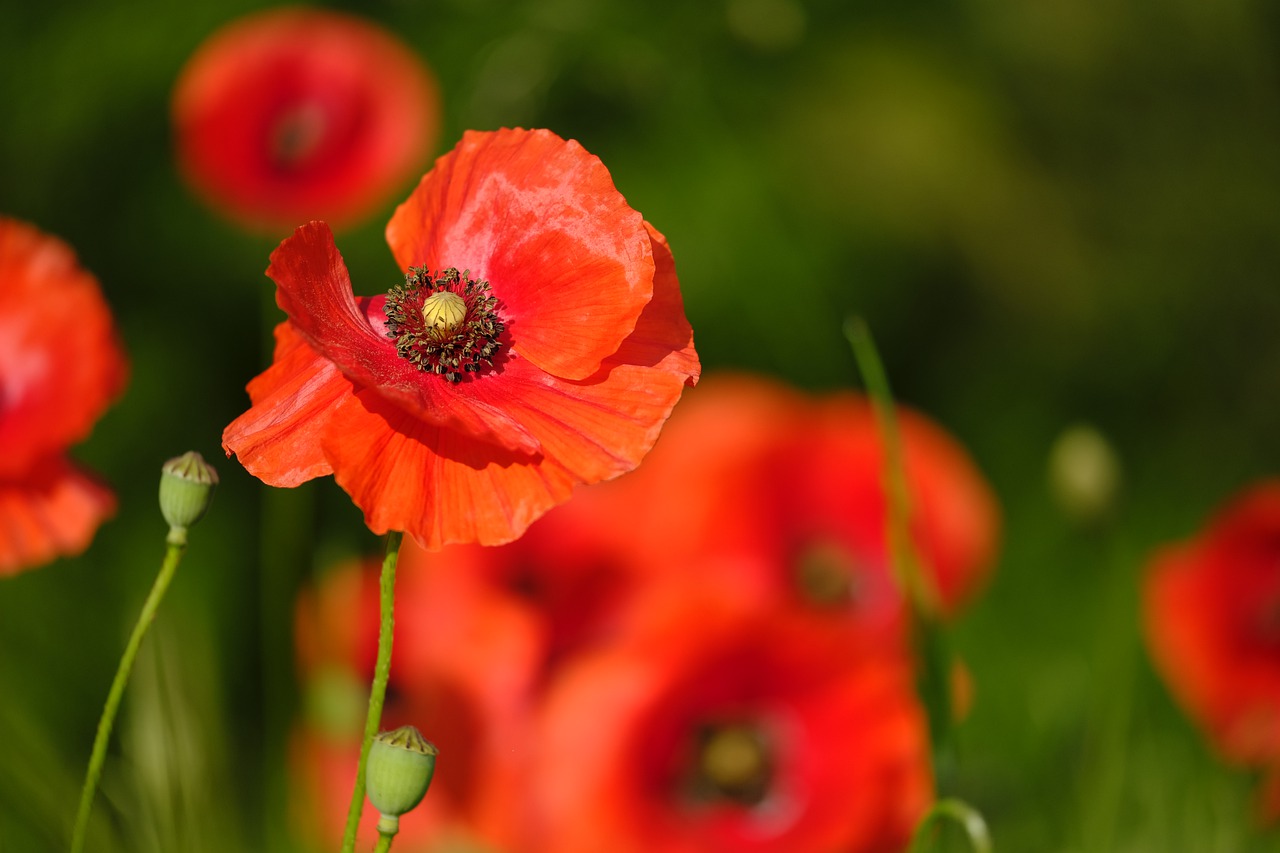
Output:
[
  {"xmin": 70, "ymin": 531, "xmax": 188, "ymax": 853},
  {"xmin": 373, "ymin": 833, "xmax": 394, "ymax": 853},
  {"xmin": 843, "ymin": 316, "xmax": 937, "ymax": 615},
  {"xmin": 909, "ymin": 798, "xmax": 993, "ymax": 853},
  {"xmin": 341, "ymin": 531, "xmax": 404, "ymax": 853},
  {"xmin": 845, "ymin": 317, "xmax": 954, "ymax": 759}
]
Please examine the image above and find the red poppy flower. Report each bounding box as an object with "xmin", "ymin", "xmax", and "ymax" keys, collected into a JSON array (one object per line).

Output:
[
  {"xmin": 621, "ymin": 375, "xmax": 999, "ymax": 637},
  {"xmin": 1144, "ymin": 482, "xmax": 1280, "ymax": 770},
  {"xmin": 172, "ymin": 7, "xmax": 439, "ymax": 232},
  {"xmin": 223, "ymin": 127, "xmax": 699, "ymax": 549},
  {"xmin": 533, "ymin": 590, "xmax": 932, "ymax": 853},
  {"xmin": 293, "ymin": 552, "xmax": 539, "ymax": 850},
  {"xmin": 393, "ymin": 471, "xmax": 672, "ymax": 683},
  {"xmin": 0, "ymin": 218, "xmax": 127, "ymax": 575}
]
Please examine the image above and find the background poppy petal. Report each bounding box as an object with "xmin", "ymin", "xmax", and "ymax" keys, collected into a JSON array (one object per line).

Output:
[
  {"xmin": 0, "ymin": 218, "xmax": 127, "ymax": 477},
  {"xmin": 386, "ymin": 128, "xmax": 653, "ymax": 380},
  {"xmin": 172, "ymin": 7, "xmax": 439, "ymax": 232},
  {"xmin": 0, "ymin": 458, "xmax": 116, "ymax": 576}
]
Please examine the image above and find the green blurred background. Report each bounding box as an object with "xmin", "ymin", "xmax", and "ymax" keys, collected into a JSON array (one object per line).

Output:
[{"xmin": 3, "ymin": 0, "xmax": 1280, "ymax": 850}]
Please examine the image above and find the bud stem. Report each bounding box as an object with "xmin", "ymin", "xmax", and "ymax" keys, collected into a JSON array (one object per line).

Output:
[
  {"xmin": 340, "ymin": 530, "xmax": 404, "ymax": 853},
  {"xmin": 374, "ymin": 832, "xmax": 395, "ymax": 853},
  {"xmin": 70, "ymin": 537, "xmax": 188, "ymax": 853},
  {"xmin": 908, "ymin": 797, "xmax": 993, "ymax": 853}
]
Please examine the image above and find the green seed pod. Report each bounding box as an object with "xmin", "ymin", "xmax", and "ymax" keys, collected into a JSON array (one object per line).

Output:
[
  {"xmin": 159, "ymin": 451, "xmax": 218, "ymax": 542},
  {"xmin": 366, "ymin": 725, "xmax": 438, "ymax": 836},
  {"xmin": 1047, "ymin": 423, "xmax": 1121, "ymax": 525}
]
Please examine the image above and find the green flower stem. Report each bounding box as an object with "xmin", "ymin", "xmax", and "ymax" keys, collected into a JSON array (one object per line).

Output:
[
  {"xmin": 846, "ymin": 317, "xmax": 955, "ymax": 763},
  {"xmin": 341, "ymin": 530, "xmax": 404, "ymax": 853},
  {"xmin": 70, "ymin": 533, "xmax": 188, "ymax": 853},
  {"xmin": 373, "ymin": 832, "xmax": 394, "ymax": 853},
  {"xmin": 844, "ymin": 316, "xmax": 937, "ymax": 616},
  {"xmin": 909, "ymin": 798, "xmax": 993, "ymax": 853}
]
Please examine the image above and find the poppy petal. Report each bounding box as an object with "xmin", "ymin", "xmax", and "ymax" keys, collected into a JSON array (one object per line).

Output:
[
  {"xmin": 457, "ymin": 231, "xmax": 699, "ymax": 485},
  {"xmin": 630, "ymin": 223, "xmax": 700, "ymax": 382},
  {"xmin": 321, "ymin": 390, "xmax": 576, "ymax": 549},
  {"xmin": 0, "ymin": 219, "xmax": 127, "ymax": 477},
  {"xmin": 222, "ymin": 321, "xmax": 345, "ymax": 486},
  {"xmin": 267, "ymin": 221, "xmax": 540, "ymax": 454},
  {"xmin": 385, "ymin": 128, "xmax": 653, "ymax": 380},
  {"xmin": 0, "ymin": 458, "xmax": 116, "ymax": 576},
  {"xmin": 172, "ymin": 7, "xmax": 439, "ymax": 231}
]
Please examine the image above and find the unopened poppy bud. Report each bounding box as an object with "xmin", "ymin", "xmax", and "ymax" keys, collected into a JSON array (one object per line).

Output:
[
  {"xmin": 159, "ymin": 451, "xmax": 218, "ymax": 543},
  {"xmin": 366, "ymin": 725, "xmax": 438, "ymax": 836},
  {"xmin": 1047, "ymin": 423, "xmax": 1120, "ymax": 524}
]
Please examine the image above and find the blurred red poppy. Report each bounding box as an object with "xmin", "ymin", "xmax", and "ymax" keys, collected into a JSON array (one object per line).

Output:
[
  {"xmin": 223, "ymin": 127, "xmax": 699, "ymax": 548},
  {"xmin": 0, "ymin": 218, "xmax": 127, "ymax": 575},
  {"xmin": 293, "ymin": 553, "xmax": 538, "ymax": 850},
  {"xmin": 172, "ymin": 7, "xmax": 439, "ymax": 232},
  {"xmin": 1145, "ymin": 482, "xmax": 1280, "ymax": 772},
  {"xmin": 624, "ymin": 375, "xmax": 1000, "ymax": 638},
  {"xmin": 398, "ymin": 473, "xmax": 667, "ymax": 681},
  {"xmin": 533, "ymin": 590, "xmax": 932, "ymax": 853}
]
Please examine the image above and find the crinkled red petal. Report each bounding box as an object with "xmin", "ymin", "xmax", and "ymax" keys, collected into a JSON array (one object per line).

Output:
[
  {"xmin": 314, "ymin": 228, "xmax": 697, "ymax": 548},
  {"xmin": 221, "ymin": 320, "xmax": 344, "ymax": 486},
  {"xmin": 386, "ymin": 128, "xmax": 654, "ymax": 380},
  {"xmin": 0, "ymin": 218, "xmax": 127, "ymax": 477},
  {"xmin": 321, "ymin": 389, "xmax": 574, "ymax": 549},
  {"xmin": 456, "ymin": 225, "xmax": 698, "ymax": 486},
  {"xmin": 266, "ymin": 221, "xmax": 540, "ymax": 454},
  {"xmin": 0, "ymin": 457, "xmax": 116, "ymax": 576}
]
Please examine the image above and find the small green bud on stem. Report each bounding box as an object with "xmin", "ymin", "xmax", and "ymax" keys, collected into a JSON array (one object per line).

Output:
[
  {"xmin": 366, "ymin": 725, "xmax": 438, "ymax": 837},
  {"xmin": 159, "ymin": 451, "xmax": 218, "ymax": 544}
]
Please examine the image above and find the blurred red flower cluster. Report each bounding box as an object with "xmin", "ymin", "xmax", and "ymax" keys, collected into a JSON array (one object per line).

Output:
[
  {"xmin": 0, "ymin": 218, "xmax": 127, "ymax": 575},
  {"xmin": 1144, "ymin": 482, "xmax": 1280, "ymax": 818},
  {"xmin": 294, "ymin": 374, "xmax": 1000, "ymax": 852}
]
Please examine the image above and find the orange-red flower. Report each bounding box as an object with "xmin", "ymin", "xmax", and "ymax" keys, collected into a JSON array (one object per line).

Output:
[
  {"xmin": 622, "ymin": 375, "xmax": 1000, "ymax": 638},
  {"xmin": 533, "ymin": 590, "xmax": 932, "ymax": 853},
  {"xmin": 1145, "ymin": 482, "xmax": 1280, "ymax": 773},
  {"xmin": 0, "ymin": 218, "xmax": 127, "ymax": 575},
  {"xmin": 223, "ymin": 128, "xmax": 699, "ymax": 549},
  {"xmin": 172, "ymin": 8, "xmax": 439, "ymax": 232},
  {"xmin": 393, "ymin": 474, "xmax": 669, "ymax": 683}
]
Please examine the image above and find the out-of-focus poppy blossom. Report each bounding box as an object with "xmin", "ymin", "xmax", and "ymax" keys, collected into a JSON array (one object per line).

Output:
[
  {"xmin": 626, "ymin": 375, "xmax": 999, "ymax": 637},
  {"xmin": 223, "ymin": 127, "xmax": 700, "ymax": 549},
  {"xmin": 1145, "ymin": 482, "xmax": 1280, "ymax": 774},
  {"xmin": 398, "ymin": 475, "xmax": 667, "ymax": 681},
  {"xmin": 0, "ymin": 218, "xmax": 127, "ymax": 575},
  {"xmin": 293, "ymin": 552, "xmax": 539, "ymax": 850},
  {"xmin": 533, "ymin": 589, "xmax": 932, "ymax": 853},
  {"xmin": 172, "ymin": 7, "xmax": 439, "ymax": 232}
]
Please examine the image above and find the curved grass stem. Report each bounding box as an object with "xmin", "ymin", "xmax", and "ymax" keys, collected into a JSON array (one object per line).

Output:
[{"xmin": 909, "ymin": 798, "xmax": 994, "ymax": 853}]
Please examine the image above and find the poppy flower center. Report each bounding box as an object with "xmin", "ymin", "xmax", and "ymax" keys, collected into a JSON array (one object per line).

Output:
[
  {"xmin": 421, "ymin": 291, "xmax": 467, "ymax": 339},
  {"xmin": 691, "ymin": 722, "xmax": 773, "ymax": 806},
  {"xmin": 794, "ymin": 539, "xmax": 859, "ymax": 607},
  {"xmin": 384, "ymin": 266, "xmax": 505, "ymax": 383},
  {"xmin": 269, "ymin": 102, "xmax": 328, "ymax": 171}
]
